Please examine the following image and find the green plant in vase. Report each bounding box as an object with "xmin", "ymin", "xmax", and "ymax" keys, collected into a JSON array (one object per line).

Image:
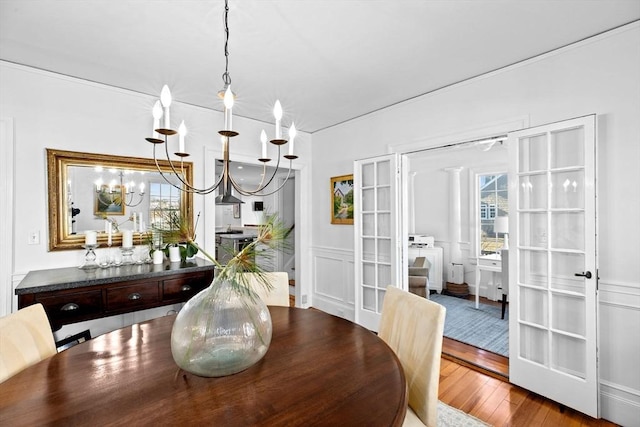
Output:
[{"xmin": 169, "ymin": 212, "xmax": 291, "ymax": 377}]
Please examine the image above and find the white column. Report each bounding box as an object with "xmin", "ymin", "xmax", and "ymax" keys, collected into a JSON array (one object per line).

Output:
[{"xmin": 444, "ymin": 167, "xmax": 463, "ymax": 264}]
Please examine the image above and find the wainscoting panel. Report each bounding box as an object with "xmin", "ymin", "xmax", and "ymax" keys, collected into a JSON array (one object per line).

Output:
[
  {"xmin": 598, "ymin": 279, "xmax": 640, "ymax": 426},
  {"xmin": 311, "ymin": 246, "xmax": 355, "ymax": 320}
]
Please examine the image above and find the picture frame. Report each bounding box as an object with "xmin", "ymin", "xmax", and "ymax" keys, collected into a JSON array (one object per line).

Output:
[
  {"xmin": 233, "ymin": 203, "xmax": 241, "ymax": 219},
  {"xmin": 330, "ymin": 174, "xmax": 354, "ymax": 225},
  {"xmin": 94, "ymin": 184, "xmax": 125, "ymax": 215}
]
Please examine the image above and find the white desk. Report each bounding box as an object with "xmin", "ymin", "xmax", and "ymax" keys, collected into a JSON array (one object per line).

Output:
[{"xmin": 475, "ymin": 254, "xmax": 502, "ymax": 309}]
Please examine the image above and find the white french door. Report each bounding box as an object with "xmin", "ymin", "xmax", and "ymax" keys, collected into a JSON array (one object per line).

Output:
[
  {"xmin": 508, "ymin": 115, "xmax": 598, "ymax": 417},
  {"xmin": 354, "ymin": 154, "xmax": 406, "ymax": 332}
]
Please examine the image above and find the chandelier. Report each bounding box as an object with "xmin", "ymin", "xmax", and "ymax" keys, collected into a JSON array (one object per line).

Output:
[
  {"xmin": 145, "ymin": 0, "xmax": 298, "ymax": 205},
  {"xmin": 95, "ymin": 170, "xmax": 145, "ymax": 208}
]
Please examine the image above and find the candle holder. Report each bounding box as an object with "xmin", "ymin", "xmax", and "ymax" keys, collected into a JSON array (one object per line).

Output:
[
  {"xmin": 79, "ymin": 244, "xmax": 100, "ymax": 269},
  {"xmin": 120, "ymin": 246, "xmax": 135, "ymax": 265}
]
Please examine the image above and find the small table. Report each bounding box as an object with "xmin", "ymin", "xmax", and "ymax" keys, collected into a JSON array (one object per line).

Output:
[
  {"xmin": 0, "ymin": 307, "xmax": 407, "ymax": 426},
  {"xmin": 475, "ymin": 254, "xmax": 502, "ymax": 309}
]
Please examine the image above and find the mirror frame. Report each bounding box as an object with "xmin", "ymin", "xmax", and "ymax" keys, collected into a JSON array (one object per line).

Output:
[{"xmin": 47, "ymin": 148, "xmax": 193, "ymax": 251}]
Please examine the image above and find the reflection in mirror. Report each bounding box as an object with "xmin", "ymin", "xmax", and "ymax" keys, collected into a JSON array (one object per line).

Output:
[{"xmin": 47, "ymin": 149, "xmax": 193, "ymax": 251}]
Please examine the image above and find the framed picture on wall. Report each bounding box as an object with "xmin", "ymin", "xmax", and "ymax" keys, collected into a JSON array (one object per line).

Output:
[
  {"xmin": 233, "ymin": 203, "xmax": 241, "ymax": 219},
  {"xmin": 330, "ymin": 174, "xmax": 354, "ymax": 225},
  {"xmin": 94, "ymin": 184, "xmax": 125, "ymax": 215}
]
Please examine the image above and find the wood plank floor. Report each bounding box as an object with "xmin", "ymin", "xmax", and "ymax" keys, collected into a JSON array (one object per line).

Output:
[
  {"xmin": 438, "ymin": 295, "xmax": 617, "ymax": 426},
  {"xmin": 438, "ymin": 358, "xmax": 617, "ymax": 426}
]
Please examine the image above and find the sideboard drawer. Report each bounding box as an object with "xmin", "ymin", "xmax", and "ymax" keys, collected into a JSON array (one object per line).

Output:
[
  {"xmin": 163, "ymin": 274, "xmax": 208, "ymax": 302},
  {"xmin": 37, "ymin": 290, "xmax": 103, "ymax": 326},
  {"xmin": 106, "ymin": 282, "xmax": 160, "ymax": 312}
]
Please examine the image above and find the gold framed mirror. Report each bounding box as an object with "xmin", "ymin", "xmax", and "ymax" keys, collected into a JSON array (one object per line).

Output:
[{"xmin": 47, "ymin": 149, "xmax": 193, "ymax": 251}]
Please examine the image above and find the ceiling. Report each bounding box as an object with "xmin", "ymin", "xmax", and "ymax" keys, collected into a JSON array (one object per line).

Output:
[{"xmin": 1, "ymin": 1, "xmax": 638, "ymax": 134}]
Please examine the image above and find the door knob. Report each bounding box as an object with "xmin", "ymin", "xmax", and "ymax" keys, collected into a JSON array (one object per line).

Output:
[{"xmin": 574, "ymin": 271, "xmax": 592, "ymax": 279}]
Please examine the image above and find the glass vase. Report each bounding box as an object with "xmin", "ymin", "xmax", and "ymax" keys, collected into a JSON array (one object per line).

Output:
[{"xmin": 170, "ymin": 276, "xmax": 272, "ymax": 377}]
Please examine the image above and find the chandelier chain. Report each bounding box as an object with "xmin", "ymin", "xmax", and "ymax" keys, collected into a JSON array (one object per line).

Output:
[{"xmin": 222, "ymin": 0, "xmax": 231, "ymax": 86}]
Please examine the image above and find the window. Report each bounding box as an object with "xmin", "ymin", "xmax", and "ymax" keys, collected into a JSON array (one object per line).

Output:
[
  {"xmin": 149, "ymin": 182, "xmax": 181, "ymax": 230},
  {"xmin": 479, "ymin": 173, "xmax": 508, "ymax": 255}
]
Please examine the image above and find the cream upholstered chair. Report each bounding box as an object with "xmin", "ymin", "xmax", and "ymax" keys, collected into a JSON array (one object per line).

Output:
[
  {"xmin": 379, "ymin": 286, "xmax": 446, "ymax": 427},
  {"xmin": 241, "ymin": 272, "xmax": 290, "ymax": 307},
  {"xmin": 0, "ymin": 303, "xmax": 57, "ymax": 383},
  {"xmin": 408, "ymin": 256, "xmax": 431, "ymax": 298}
]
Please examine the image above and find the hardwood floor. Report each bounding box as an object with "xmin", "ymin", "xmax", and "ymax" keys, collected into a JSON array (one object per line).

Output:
[
  {"xmin": 439, "ymin": 295, "xmax": 617, "ymax": 426},
  {"xmin": 439, "ymin": 358, "xmax": 617, "ymax": 426}
]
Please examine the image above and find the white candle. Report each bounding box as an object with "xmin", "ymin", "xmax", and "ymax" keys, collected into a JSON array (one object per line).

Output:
[
  {"xmin": 178, "ymin": 120, "xmax": 187, "ymax": 153},
  {"xmin": 107, "ymin": 224, "xmax": 112, "ymax": 246},
  {"xmin": 260, "ymin": 130, "xmax": 267, "ymax": 158},
  {"xmin": 85, "ymin": 231, "xmax": 97, "ymax": 245},
  {"xmin": 139, "ymin": 182, "xmax": 145, "ymax": 194},
  {"xmin": 122, "ymin": 229, "xmax": 133, "ymax": 248},
  {"xmin": 160, "ymin": 85, "xmax": 172, "ymax": 129},
  {"xmin": 223, "ymin": 86, "xmax": 234, "ymax": 130},
  {"xmin": 152, "ymin": 100, "xmax": 162, "ymax": 137},
  {"xmin": 273, "ymin": 100, "xmax": 283, "ymax": 139},
  {"xmin": 132, "ymin": 213, "xmax": 137, "ymax": 232},
  {"xmin": 288, "ymin": 123, "xmax": 297, "ymax": 156}
]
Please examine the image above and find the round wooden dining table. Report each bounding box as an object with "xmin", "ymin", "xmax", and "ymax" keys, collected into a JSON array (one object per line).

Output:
[{"xmin": 0, "ymin": 307, "xmax": 407, "ymax": 426}]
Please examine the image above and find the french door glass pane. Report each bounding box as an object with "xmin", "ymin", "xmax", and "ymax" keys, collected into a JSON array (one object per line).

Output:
[
  {"xmin": 377, "ymin": 187, "xmax": 390, "ymax": 210},
  {"xmin": 551, "ymin": 212, "xmax": 584, "ymax": 251},
  {"xmin": 362, "ymin": 238, "xmax": 375, "ymax": 261},
  {"xmin": 519, "ymin": 212, "xmax": 547, "ymax": 248},
  {"xmin": 518, "ymin": 174, "xmax": 547, "ymax": 209},
  {"xmin": 519, "ymin": 133, "xmax": 547, "ymax": 172},
  {"xmin": 362, "ymin": 188, "xmax": 375, "ymax": 211},
  {"xmin": 362, "ymin": 163, "xmax": 374, "ymax": 187},
  {"xmin": 552, "ymin": 333, "xmax": 586, "ymax": 379},
  {"xmin": 377, "ymin": 289, "xmax": 386, "ymax": 313},
  {"xmin": 520, "ymin": 287, "xmax": 548, "ymax": 327},
  {"xmin": 520, "ymin": 324, "xmax": 547, "ymax": 364},
  {"xmin": 519, "ymin": 250, "xmax": 547, "ymax": 287},
  {"xmin": 552, "ymin": 293, "xmax": 586, "ymax": 336},
  {"xmin": 377, "ymin": 213, "xmax": 391, "ymax": 237},
  {"xmin": 551, "ymin": 127, "xmax": 584, "ymax": 169},
  {"xmin": 378, "ymin": 264, "xmax": 391, "ymax": 288},
  {"xmin": 551, "ymin": 252, "xmax": 585, "ymax": 294},
  {"xmin": 551, "ymin": 171, "xmax": 584, "ymax": 209},
  {"xmin": 363, "ymin": 287, "xmax": 375, "ymax": 310},
  {"xmin": 378, "ymin": 239, "xmax": 391, "ymax": 263},
  {"xmin": 363, "ymin": 263, "xmax": 375, "ymax": 285},
  {"xmin": 377, "ymin": 161, "xmax": 390, "ymax": 185},
  {"xmin": 362, "ymin": 213, "xmax": 374, "ymax": 236}
]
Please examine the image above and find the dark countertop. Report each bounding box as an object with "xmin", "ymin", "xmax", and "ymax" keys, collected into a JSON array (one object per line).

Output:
[
  {"xmin": 218, "ymin": 234, "xmax": 256, "ymax": 240},
  {"xmin": 15, "ymin": 257, "xmax": 216, "ymax": 295}
]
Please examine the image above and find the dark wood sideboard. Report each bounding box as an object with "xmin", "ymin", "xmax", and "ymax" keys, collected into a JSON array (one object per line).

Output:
[{"xmin": 15, "ymin": 258, "xmax": 215, "ymax": 331}]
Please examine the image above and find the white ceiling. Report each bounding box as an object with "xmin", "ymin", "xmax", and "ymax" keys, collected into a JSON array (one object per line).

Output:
[{"xmin": 1, "ymin": 1, "xmax": 638, "ymax": 134}]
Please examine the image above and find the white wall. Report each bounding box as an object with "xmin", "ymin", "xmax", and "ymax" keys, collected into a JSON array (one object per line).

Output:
[
  {"xmin": 0, "ymin": 61, "xmax": 311, "ymax": 330},
  {"xmin": 310, "ymin": 24, "xmax": 640, "ymax": 426}
]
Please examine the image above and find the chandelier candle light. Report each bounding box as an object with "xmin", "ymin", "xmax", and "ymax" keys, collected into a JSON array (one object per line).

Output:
[{"xmin": 145, "ymin": 0, "xmax": 299, "ymax": 204}]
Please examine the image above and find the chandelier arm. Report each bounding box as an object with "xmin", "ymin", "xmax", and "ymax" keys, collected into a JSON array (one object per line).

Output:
[
  {"xmin": 125, "ymin": 192, "xmax": 145, "ymax": 208},
  {"xmin": 228, "ymin": 159, "xmax": 295, "ymax": 197},
  {"xmin": 96, "ymin": 191, "xmax": 116, "ymax": 207},
  {"xmin": 226, "ymin": 153, "xmax": 281, "ymax": 195},
  {"xmin": 153, "ymin": 138, "xmax": 221, "ymax": 194}
]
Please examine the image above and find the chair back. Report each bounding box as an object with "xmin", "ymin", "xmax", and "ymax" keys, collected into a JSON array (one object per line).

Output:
[
  {"xmin": 0, "ymin": 303, "xmax": 57, "ymax": 383},
  {"xmin": 379, "ymin": 286, "xmax": 446, "ymax": 427},
  {"xmin": 242, "ymin": 272, "xmax": 290, "ymax": 307}
]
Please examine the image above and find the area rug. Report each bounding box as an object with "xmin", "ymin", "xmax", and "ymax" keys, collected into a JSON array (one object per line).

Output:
[
  {"xmin": 438, "ymin": 401, "xmax": 492, "ymax": 426},
  {"xmin": 430, "ymin": 294, "xmax": 508, "ymax": 357}
]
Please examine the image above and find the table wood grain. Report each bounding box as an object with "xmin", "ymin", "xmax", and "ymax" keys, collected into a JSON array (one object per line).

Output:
[{"xmin": 0, "ymin": 307, "xmax": 407, "ymax": 426}]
